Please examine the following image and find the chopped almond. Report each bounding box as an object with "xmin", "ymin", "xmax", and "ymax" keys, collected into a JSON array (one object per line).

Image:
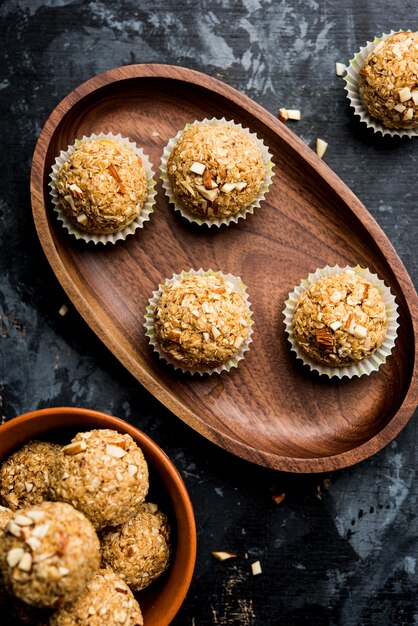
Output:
[
  {"xmin": 272, "ymin": 493, "xmax": 286, "ymax": 505},
  {"xmin": 278, "ymin": 108, "xmax": 301, "ymax": 122},
  {"xmin": 316, "ymin": 138, "xmax": 328, "ymax": 159},
  {"xmin": 17, "ymin": 552, "xmax": 33, "ymax": 572},
  {"xmin": 315, "ymin": 327, "xmax": 334, "ymax": 350},
  {"xmin": 221, "ymin": 182, "xmax": 236, "ymax": 193},
  {"xmin": 251, "ymin": 561, "xmax": 262, "ymax": 575},
  {"xmin": 64, "ymin": 194, "xmax": 76, "ymax": 212},
  {"xmin": 203, "ymin": 169, "xmax": 215, "ymax": 190},
  {"xmin": 106, "ymin": 444, "xmax": 127, "ymax": 459},
  {"xmin": 63, "ymin": 440, "xmax": 87, "ymax": 455},
  {"xmin": 287, "ymin": 109, "xmax": 301, "ymax": 120},
  {"xmin": 353, "ymin": 324, "xmax": 367, "ymax": 339},
  {"xmin": 278, "ymin": 108, "xmax": 289, "ymax": 122},
  {"xmin": 69, "ymin": 183, "xmax": 84, "ymax": 198},
  {"xmin": 358, "ymin": 283, "xmax": 369, "ymax": 301},
  {"xmin": 108, "ymin": 163, "xmax": 122, "ymax": 183},
  {"xmin": 212, "ymin": 551, "xmax": 237, "ymax": 561},
  {"xmin": 399, "ymin": 87, "xmax": 412, "ymax": 102},
  {"xmin": 344, "ymin": 312, "xmax": 356, "ymax": 332},
  {"xmin": 189, "ymin": 161, "xmax": 206, "ymax": 175},
  {"xmin": 76, "ymin": 213, "xmax": 88, "ymax": 225},
  {"xmin": 335, "ymin": 62, "xmax": 346, "ymax": 76},
  {"xmin": 195, "ymin": 185, "xmax": 218, "ymax": 202},
  {"xmin": 6, "ymin": 548, "xmax": 25, "ymax": 568},
  {"xmin": 234, "ymin": 181, "xmax": 247, "ymax": 191}
]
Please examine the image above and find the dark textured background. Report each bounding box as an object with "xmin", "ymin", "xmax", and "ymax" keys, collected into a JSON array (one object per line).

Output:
[{"xmin": 1, "ymin": 1, "xmax": 417, "ymax": 624}]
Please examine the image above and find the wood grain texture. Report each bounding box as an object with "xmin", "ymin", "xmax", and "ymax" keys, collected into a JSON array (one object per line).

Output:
[{"xmin": 30, "ymin": 64, "xmax": 418, "ymax": 473}]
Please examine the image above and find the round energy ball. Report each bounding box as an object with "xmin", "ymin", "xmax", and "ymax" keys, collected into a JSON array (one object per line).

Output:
[
  {"xmin": 55, "ymin": 138, "xmax": 148, "ymax": 234},
  {"xmin": 50, "ymin": 430, "xmax": 149, "ymax": 530},
  {"xmin": 0, "ymin": 441, "xmax": 61, "ymax": 511},
  {"xmin": 359, "ymin": 31, "xmax": 418, "ymax": 129},
  {"xmin": 167, "ymin": 123, "xmax": 265, "ymax": 219},
  {"xmin": 49, "ymin": 568, "xmax": 143, "ymax": 626},
  {"xmin": 101, "ymin": 502, "xmax": 170, "ymax": 591},
  {"xmin": 0, "ymin": 502, "xmax": 100, "ymax": 608},
  {"xmin": 154, "ymin": 273, "xmax": 250, "ymax": 369},
  {"xmin": 292, "ymin": 271, "xmax": 387, "ymax": 367}
]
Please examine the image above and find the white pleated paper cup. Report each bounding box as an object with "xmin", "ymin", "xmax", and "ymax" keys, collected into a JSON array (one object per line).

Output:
[
  {"xmin": 49, "ymin": 133, "xmax": 157, "ymax": 244},
  {"xmin": 144, "ymin": 269, "xmax": 254, "ymax": 375},
  {"xmin": 283, "ymin": 265, "xmax": 399, "ymax": 379},
  {"xmin": 344, "ymin": 30, "xmax": 418, "ymax": 138},
  {"xmin": 160, "ymin": 118, "xmax": 275, "ymax": 227}
]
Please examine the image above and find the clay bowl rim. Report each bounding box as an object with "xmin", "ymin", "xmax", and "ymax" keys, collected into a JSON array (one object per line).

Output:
[{"xmin": 0, "ymin": 406, "xmax": 197, "ymax": 626}]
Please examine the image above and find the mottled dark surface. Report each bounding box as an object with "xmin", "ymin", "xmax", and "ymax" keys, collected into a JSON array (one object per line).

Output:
[{"xmin": 0, "ymin": 1, "xmax": 417, "ymax": 624}]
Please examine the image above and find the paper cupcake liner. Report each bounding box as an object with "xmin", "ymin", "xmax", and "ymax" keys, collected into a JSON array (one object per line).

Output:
[
  {"xmin": 49, "ymin": 133, "xmax": 157, "ymax": 244},
  {"xmin": 144, "ymin": 269, "xmax": 254, "ymax": 375},
  {"xmin": 283, "ymin": 265, "xmax": 399, "ymax": 379},
  {"xmin": 344, "ymin": 30, "xmax": 418, "ymax": 138},
  {"xmin": 160, "ymin": 117, "xmax": 275, "ymax": 227}
]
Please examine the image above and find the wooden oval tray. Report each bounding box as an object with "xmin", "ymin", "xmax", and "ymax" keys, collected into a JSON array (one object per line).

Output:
[{"xmin": 31, "ymin": 64, "xmax": 418, "ymax": 473}]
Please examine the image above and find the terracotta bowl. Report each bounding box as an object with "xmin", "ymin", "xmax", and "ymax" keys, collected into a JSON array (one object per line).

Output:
[{"xmin": 0, "ymin": 407, "xmax": 196, "ymax": 625}]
